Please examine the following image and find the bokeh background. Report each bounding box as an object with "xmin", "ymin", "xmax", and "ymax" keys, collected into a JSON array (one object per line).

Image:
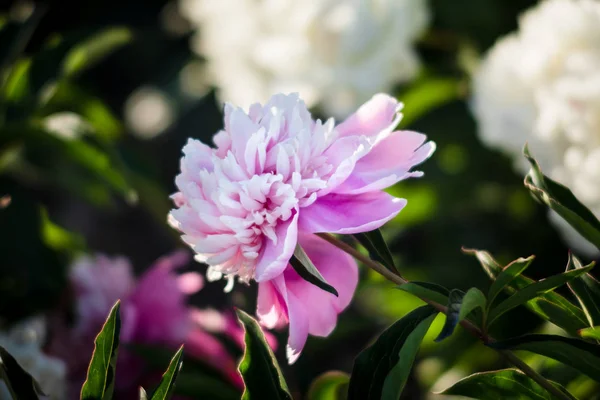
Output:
[{"xmin": 1, "ymin": 0, "xmax": 597, "ymax": 398}]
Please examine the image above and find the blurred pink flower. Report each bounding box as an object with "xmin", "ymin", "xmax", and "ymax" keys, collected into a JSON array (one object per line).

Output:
[
  {"xmin": 48, "ymin": 251, "xmax": 248, "ymax": 397},
  {"xmin": 169, "ymin": 92, "xmax": 435, "ymax": 362}
]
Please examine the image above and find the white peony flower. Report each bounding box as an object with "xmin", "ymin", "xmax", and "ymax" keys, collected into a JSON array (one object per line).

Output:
[
  {"xmin": 0, "ymin": 317, "xmax": 66, "ymax": 400},
  {"xmin": 472, "ymin": 0, "xmax": 600, "ymax": 255},
  {"xmin": 178, "ymin": 0, "xmax": 429, "ymax": 117}
]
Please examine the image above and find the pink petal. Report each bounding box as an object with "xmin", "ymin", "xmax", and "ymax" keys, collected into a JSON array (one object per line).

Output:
[
  {"xmin": 336, "ymin": 94, "xmax": 402, "ymax": 138},
  {"xmin": 177, "ymin": 272, "xmax": 204, "ymax": 294},
  {"xmin": 271, "ymin": 275, "xmax": 309, "ymax": 364},
  {"xmin": 335, "ymin": 131, "xmax": 436, "ymax": 194},
  {"xmin": 257, "ymin": 280, "xmax": 287, "ymax": 329},
  {"xmin": 255, "ymin": 234, "xmax": 358, "ymax": 364},
  {"xmin": 254, "ymin": 212, "xmax": 299, "ymax": 282},
  {"xmin": 320, "ymin": 135, "xmax": 371, "ymax": 196},
  {"xmin": 285, "ymin": 233, "xmax": 358, "ymax": 336},
  {"xmin": 299, "ymin": 191, "xmax": 407, "ymax": 234}
]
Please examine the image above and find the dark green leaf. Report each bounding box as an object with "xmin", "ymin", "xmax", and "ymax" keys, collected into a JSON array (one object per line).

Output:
[
  {"xmin": 465, "ymin": 248, "xmax": 588, "ymax": 333},
  {"xmin": 0, "ymin": 5, "xmax": 45, "ymax": 74},
  {"xmin": 488, "ymin": 264, "xmax": 595, "ymax": 326},
  {"xmin": 353, "ymin": 229, "xmax": 397, "ymax": 275},
  {"xmin": 524, "ymin": 145, "xmax": 600, "ymax": 250},
  {"xmin": 174, "ymin": 372, "xmax": 240, "ymax": 400},
  {"xmin": 397, "ymin": 281, "xmax": 450, "ymax": 305},
  {"xmin": 459, "ymin": 287, "xmax": 487, "ymax": 323},
  {"xmin": 39, "ymin": 82, "xmax": 123, "ymax": 142},
  {"xmin": 61, "ymin": 27, "xmax": 132, "ymax": 78},
  {"xmin": 566, "ymin": 254, "xmax": 600, "ymax": 326},
  {"xmin": 81, "ymin": 301, "xmax": 121, "ymax": 400},
  {"xmin": 398, "ymin": 76, "xmax": 463, "ymax": 127},
  {"xmin": 348, "ymin": 306, "xmax": 437, "ymax": 400},
  {"xmin": 150, "ymin": 346, "xmax": 184, "ymax": 400},
  {"xmin": 236, "ymin": 309, "xmax": 292, "ymax": 400},
  {"xmin": 307, "ymin": 371, "xmax": 349, "ymax": 400},
  {"xmin": 0, "ymin": 345, "xmax": 45, "ymax": 399},
  {"xmin": 0, "ymin": 123, "xmax": 136, "ymax": 206},
  {"xmin": 578, "ymin": 326, "xmax": 600, "ymax": 340},
  {"xmin": 489, "ymin": 334, "xmax": 600, "ymax": 382},
  {"xmin": 438, "ymin": 369, "xmax": 577, "ymax": 400},
  {"xmin": 435, "ymin": 289, "xmax": 464, "ymax": 342},
  {"xmin": 290, "ymin": 244, "xmax": 338, "ymax": 297},
  {"xmin": 488, "ymin": 256, "xmax": 535, "ymax": 306}
]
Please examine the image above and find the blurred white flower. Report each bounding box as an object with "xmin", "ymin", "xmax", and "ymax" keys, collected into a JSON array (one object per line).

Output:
[
  {"xmin": 0, "ymin": 317, "xmax": 66, "ymax": 399},
  {"xmin": 472, "ymin": 0, "xmax": 600, "ymax": 255},
  {"xmin": 179, "ymin": 0, "xmax": 429, "ymax": 117},
  {"xmin": 125, "ymin": 86, "xmax": 175, "ymax": 139}
]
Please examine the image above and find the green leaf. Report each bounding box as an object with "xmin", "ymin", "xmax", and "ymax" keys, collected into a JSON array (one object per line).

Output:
[
  {"xmin": 434, "ymin": 289, "xmax": 464, "ymax": 342},
  {"xmin": 524, "ymin": 145, "xmax": 600, "ymax": 250},
  {"xmin": 150, "ymin": 346, "xmax": 184, "ymax": 400},
  {"xmin": 398, "ymin": 76, "xmax": 463, "ymax": 127},
  {"xmin": 459, "ymin": 287, "xmax": 487, "ymax": 323},
  {"xmin": 566, "ymin": 254, "xmax": 600, "ymax": 327},
  {"xmin": 61, "ymin": 27, "xmax": 132, "ymax": 78},
  {"xmin": 236, "ymin": 309, "xmax": 292, "ymax": 400},
  {"xmin": 578, "ymin": 326, "xmax": 600, "ymax": 340},
  {"xmin": 488, "ymin": 256, "xmax": 535, "ymax": 306},
  {"xmin": 465, "ymin": 248, "xmax": 588, "ymax": 333},
  {"xmin": 39, "ymin": 82, "xmax": 123, "ymax": 142},
  {"xmin": 139, "ymin": 387, "xmax": 148, "ymax": 400},
  {"xmin": 307, "ymin": 371, "xmax": 349, "ymax": 400},
  {"xmin": 290, "ymin": 244, "xmax": 338, "ymax": 297},
  {"xmin": 489, "ymin": 334, "xmax": 600, "ymax": 382},
  {"xmin": 81, "ymin": 301, "xmax": 121, "ymax": 400},
  {"xmin": 438, "ymin": 369, "xmax": 577, "ymax": 400},
  {"xmin": 0, "ymin": 122, "xmax": 136, "ymax": 206},
  {"xmin": 0, "ymin": 345, "xmax": 45, "ymax": 399},
  {"xmin": 348, "ymin": 306, "xmax": 437, "ymax": 400},
  {"xmin": 0, "ymin": 6, "xmax": 45, "ymax": 74},
  {"xmin": 397, "ymin": 281, "xmax": 450, "ymax": 305},
  {"xmin": 353, "ymin": 229, "xmax": 398, "ymax": 275},
  {"xmin": 488, "ymin": 264, "xmax": 595, "ymax": 326}
]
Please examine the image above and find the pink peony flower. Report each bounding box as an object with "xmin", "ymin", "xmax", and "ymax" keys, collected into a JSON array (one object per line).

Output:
[
  {"xmin": 48, "ymin": 251, "xmax": 248, "ymax": 397},
  {"xmin": 169, "ymin": 92, "xmax": 435, "ymax": 362}
]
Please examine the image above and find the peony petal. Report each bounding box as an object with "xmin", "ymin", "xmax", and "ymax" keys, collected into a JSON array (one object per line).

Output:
[
  {"xmin": 254, "ymin": 212, "xmax": 299, "ymax": 281},
  {"xmin": 284, "ymin": 233, "xmax": 358, "ymax": 336},
  {"xmin": 336, "ymin": 93, "xmax": 402, "ymax": 138},
  {"xmin": 271, "ymin": 275, "xmax": 309, "ymax": 365},
  {"xmin": 299, "ymin": 191, "xmax": 407, "ymax": 234},
  {"xmin": 334, "ymin": 131, "xmax": 436, "ymax": 194},
  {"xmin": 320, "ymin": 135, "xmax": 371, "ymax": 195},
  {"xmin": 257, "ymin": 280, "xmax": 287, "ymax": 329}
]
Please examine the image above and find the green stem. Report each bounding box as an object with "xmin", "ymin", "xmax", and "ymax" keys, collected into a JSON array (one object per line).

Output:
[{"xmin": 316, "ymin": 233, "xmax": 573, "ymax": 400}]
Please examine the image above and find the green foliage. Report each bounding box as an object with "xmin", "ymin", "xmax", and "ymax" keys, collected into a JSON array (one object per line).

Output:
[
  {"xmin": 0, "ymin": 345, "xmax": 45, "ymax": 399},
  {"xmin": 566, "ymin": 254, "xmax": 600, "ymax": 327},
  {"xmin": 490, "ymin": 334, "xmax": 600, "ymax": 383},
  {"xmin": 348, "ymin": 306, "xmax": 437, "ymax": 400},
  {"xmin": 434, "ymin": 289, "xmax": 464, "ymax": 342},
  {"xmin": 439, "ymin": 369, "xmax": 576, "ymax": 400},
  {"xmin": 466, "ymin": 249, "xmax": 589, "ymax": 334},
  {"xmin": 149, "ymin": 346, "xmax": 184, "ymax": 400},
  {"xmin": 578, "ymin": 326, "xmax": 600, "ymax": 341},
  {"xmin": 459, "ymin": 287, "xmax": 487, "ymax": 323},
  {"xmin": 488, "ymin": 256, "xmax": 535, "ymax": 306},
  {"xmin": 236, "ymin": 309, "xmax": 292, "ymax": 400},
  {"xmin": 487, "ymin": 263, "xmax": 595, "ymax": 327},
  {"xmin": 80, "ymin": 301, "xmax": 121, "ymax": 400},
  {"xmin": 353, "ymin": 229, "xmax": 398, "ymax": 275},
  {"xmin": 524, "ymin": 146, "xmax": 600, "ymax": 250},
  {"xmin": 307, "ymin": 371, "xmax": 349, "ymax": 400},
  {"xmin": 397, "ymin": 281, "xmax": 450, "ymax": 305},
  {"xmin": 290, "ymin": 243, "xmax": 338, "ymax": 296}
]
